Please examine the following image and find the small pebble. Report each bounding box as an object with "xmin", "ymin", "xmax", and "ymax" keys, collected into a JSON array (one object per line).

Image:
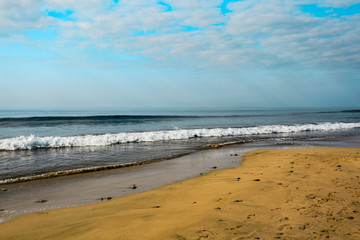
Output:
[
  {"xmin": 130, "ymin": 184, "xmax": 137, "ymax": 189},
  {"xmin": 347, "ymin": 216, "xmax": 354, "ymax": 219},
  {"xmin": 254, "ymin": 179, "xmax": 261, "ymax": 181},
  {"xmin": 1, "ymin": 188, "xmax": 7, "ymax": 192}
]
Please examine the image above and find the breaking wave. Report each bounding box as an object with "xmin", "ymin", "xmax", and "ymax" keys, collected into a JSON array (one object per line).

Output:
[{"xmin": 1, "ymin": 122, "xmax": 359, "ymax": 151}]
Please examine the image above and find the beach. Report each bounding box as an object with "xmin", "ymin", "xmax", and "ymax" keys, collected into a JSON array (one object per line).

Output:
[
  {"xmin": 1, "ymin": 0, "xmax": 359, "ymax": 237},
  {"xmin": 1, "ymin": 147, "xmax": 359, "ymax": 240}
]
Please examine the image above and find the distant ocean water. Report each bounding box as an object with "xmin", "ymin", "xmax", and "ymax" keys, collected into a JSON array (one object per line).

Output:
[{"xmin": 0, "ymin": 108, "xmax": 359, "ymax": 183}]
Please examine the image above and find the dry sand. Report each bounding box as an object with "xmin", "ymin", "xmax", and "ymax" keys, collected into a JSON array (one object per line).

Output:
[{"xmin": 0, "ymin": 148, "xmax": 359, "ymax": 240}]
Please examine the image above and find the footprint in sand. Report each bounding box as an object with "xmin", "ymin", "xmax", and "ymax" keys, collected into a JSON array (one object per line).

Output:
[
  {"xmin": 278, "ymin": 224, "xmax": 292, "ymax": 231},
  {"xmin": 271, "ymin": 207, "xmax": 281, "ymax": 211},
  {"xmin": 279, "ymin": 217, "xmax": 289, "ymax": 222},
  {"xmin": 196, "ymin": 229, "xmax": 214, "ymax": 239},
  {"xmin": 247, "ymin": 214, "xmax": 255, "ymax": 219}
]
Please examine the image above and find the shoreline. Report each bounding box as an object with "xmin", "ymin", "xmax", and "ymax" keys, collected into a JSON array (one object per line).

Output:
[
  {"xmin": 0, "ymin": 140, "xmax": 244, "ymax": 185},
  {"xmin": 0, "ymin": 152, "xmax": 192, "ymax": 185},
  {"xmin": 0, "ymin": 135, "xmax": 360, "ymax": 223},
  {"xmin": 0, "ymin": 142, "xmax": 256, "ymax": 223},
  {"xmin": 1, "ymin": 134, "xmax": 359, "ymax": 185},
  {"xmin": 0, "ymin": 147, "xmax": 359, "ymax": 239}
]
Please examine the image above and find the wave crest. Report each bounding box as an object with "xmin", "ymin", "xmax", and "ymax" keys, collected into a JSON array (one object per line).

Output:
[{"xmin": 0, "ymin": 122, "xmax": 359, "ymax": 151}]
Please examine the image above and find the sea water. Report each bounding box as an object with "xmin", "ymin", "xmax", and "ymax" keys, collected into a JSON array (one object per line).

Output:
[{"xmin": 0, "ymin": 108, "xmax": 359, "ymax": 183}]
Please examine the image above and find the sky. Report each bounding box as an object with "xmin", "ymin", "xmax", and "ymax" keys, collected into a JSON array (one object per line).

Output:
[{"xmin": 0, "ymin": 0, "xmax": 359, "ymax": 109}]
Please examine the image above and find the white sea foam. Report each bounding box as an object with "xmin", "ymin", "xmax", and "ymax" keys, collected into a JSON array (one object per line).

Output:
[{"xmin": 0, "ymin": 122, "xmax": 359, "ymax": 151}]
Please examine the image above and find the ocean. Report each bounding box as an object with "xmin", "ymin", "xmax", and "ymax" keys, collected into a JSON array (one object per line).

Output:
[{"xmin": 0, "ymin": 108, "xmax": 359, "ymax": 184}]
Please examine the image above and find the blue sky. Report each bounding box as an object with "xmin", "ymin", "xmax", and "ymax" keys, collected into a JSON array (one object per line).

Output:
[{"xmin": 0, "ymin": 0, "xmax": 359, "ymax": 109}]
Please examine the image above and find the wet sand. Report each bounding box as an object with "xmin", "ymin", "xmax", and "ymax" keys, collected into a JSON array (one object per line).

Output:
[{"xmin": 0, "ymin": 147, "xmax": 360, "ymax": 239}]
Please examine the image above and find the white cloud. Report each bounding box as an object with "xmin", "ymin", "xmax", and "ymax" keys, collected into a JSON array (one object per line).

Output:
[
  {"xmin": 0, "ymin": 0, "xmax": 359, "ymax": 71},
  {"xmin": 0, "ymin": 0, "xmax": 48, "ymax": 35}
]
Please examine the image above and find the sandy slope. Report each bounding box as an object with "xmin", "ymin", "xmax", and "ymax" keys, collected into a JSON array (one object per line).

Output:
[{"xmin": 0, "ymin": 148, "xmax": 359, "ymax": 240}]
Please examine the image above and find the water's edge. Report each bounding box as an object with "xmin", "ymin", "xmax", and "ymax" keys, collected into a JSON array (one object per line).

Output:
[{"xmin": 0, "ymin": 135, "xmax": 359, "ymax": 223}]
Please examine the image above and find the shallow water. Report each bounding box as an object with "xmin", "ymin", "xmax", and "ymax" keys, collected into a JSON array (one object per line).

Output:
[{"xmin": 0, "ymin": 108, "xmax": 359, "ymax": 183}]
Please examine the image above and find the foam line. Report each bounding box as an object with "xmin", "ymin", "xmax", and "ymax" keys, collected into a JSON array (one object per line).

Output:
[{"xmin": 0, "ymin": 122, "xmax": 359, "ymax": 151}]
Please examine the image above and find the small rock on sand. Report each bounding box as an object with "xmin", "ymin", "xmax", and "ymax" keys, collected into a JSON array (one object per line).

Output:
[{"xmin": 306, "ymin": 194, "xmax": 316, "ymax": 199}]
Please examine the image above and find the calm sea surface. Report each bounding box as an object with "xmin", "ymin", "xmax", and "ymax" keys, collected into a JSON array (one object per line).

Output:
[{"xmin": 0, "ymin": 108, "xmax": 359, "ymax": 183}]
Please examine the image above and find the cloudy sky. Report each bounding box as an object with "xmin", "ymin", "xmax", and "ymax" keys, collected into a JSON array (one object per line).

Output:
[{"xmin": 0, "ymin": 0, "xmax": 359, "ymax": 109}]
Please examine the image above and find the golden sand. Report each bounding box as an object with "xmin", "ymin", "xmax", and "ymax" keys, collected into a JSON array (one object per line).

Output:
[{"xmin": 0, "ymin": 148, "xmax": 359, "ymax": 240}]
